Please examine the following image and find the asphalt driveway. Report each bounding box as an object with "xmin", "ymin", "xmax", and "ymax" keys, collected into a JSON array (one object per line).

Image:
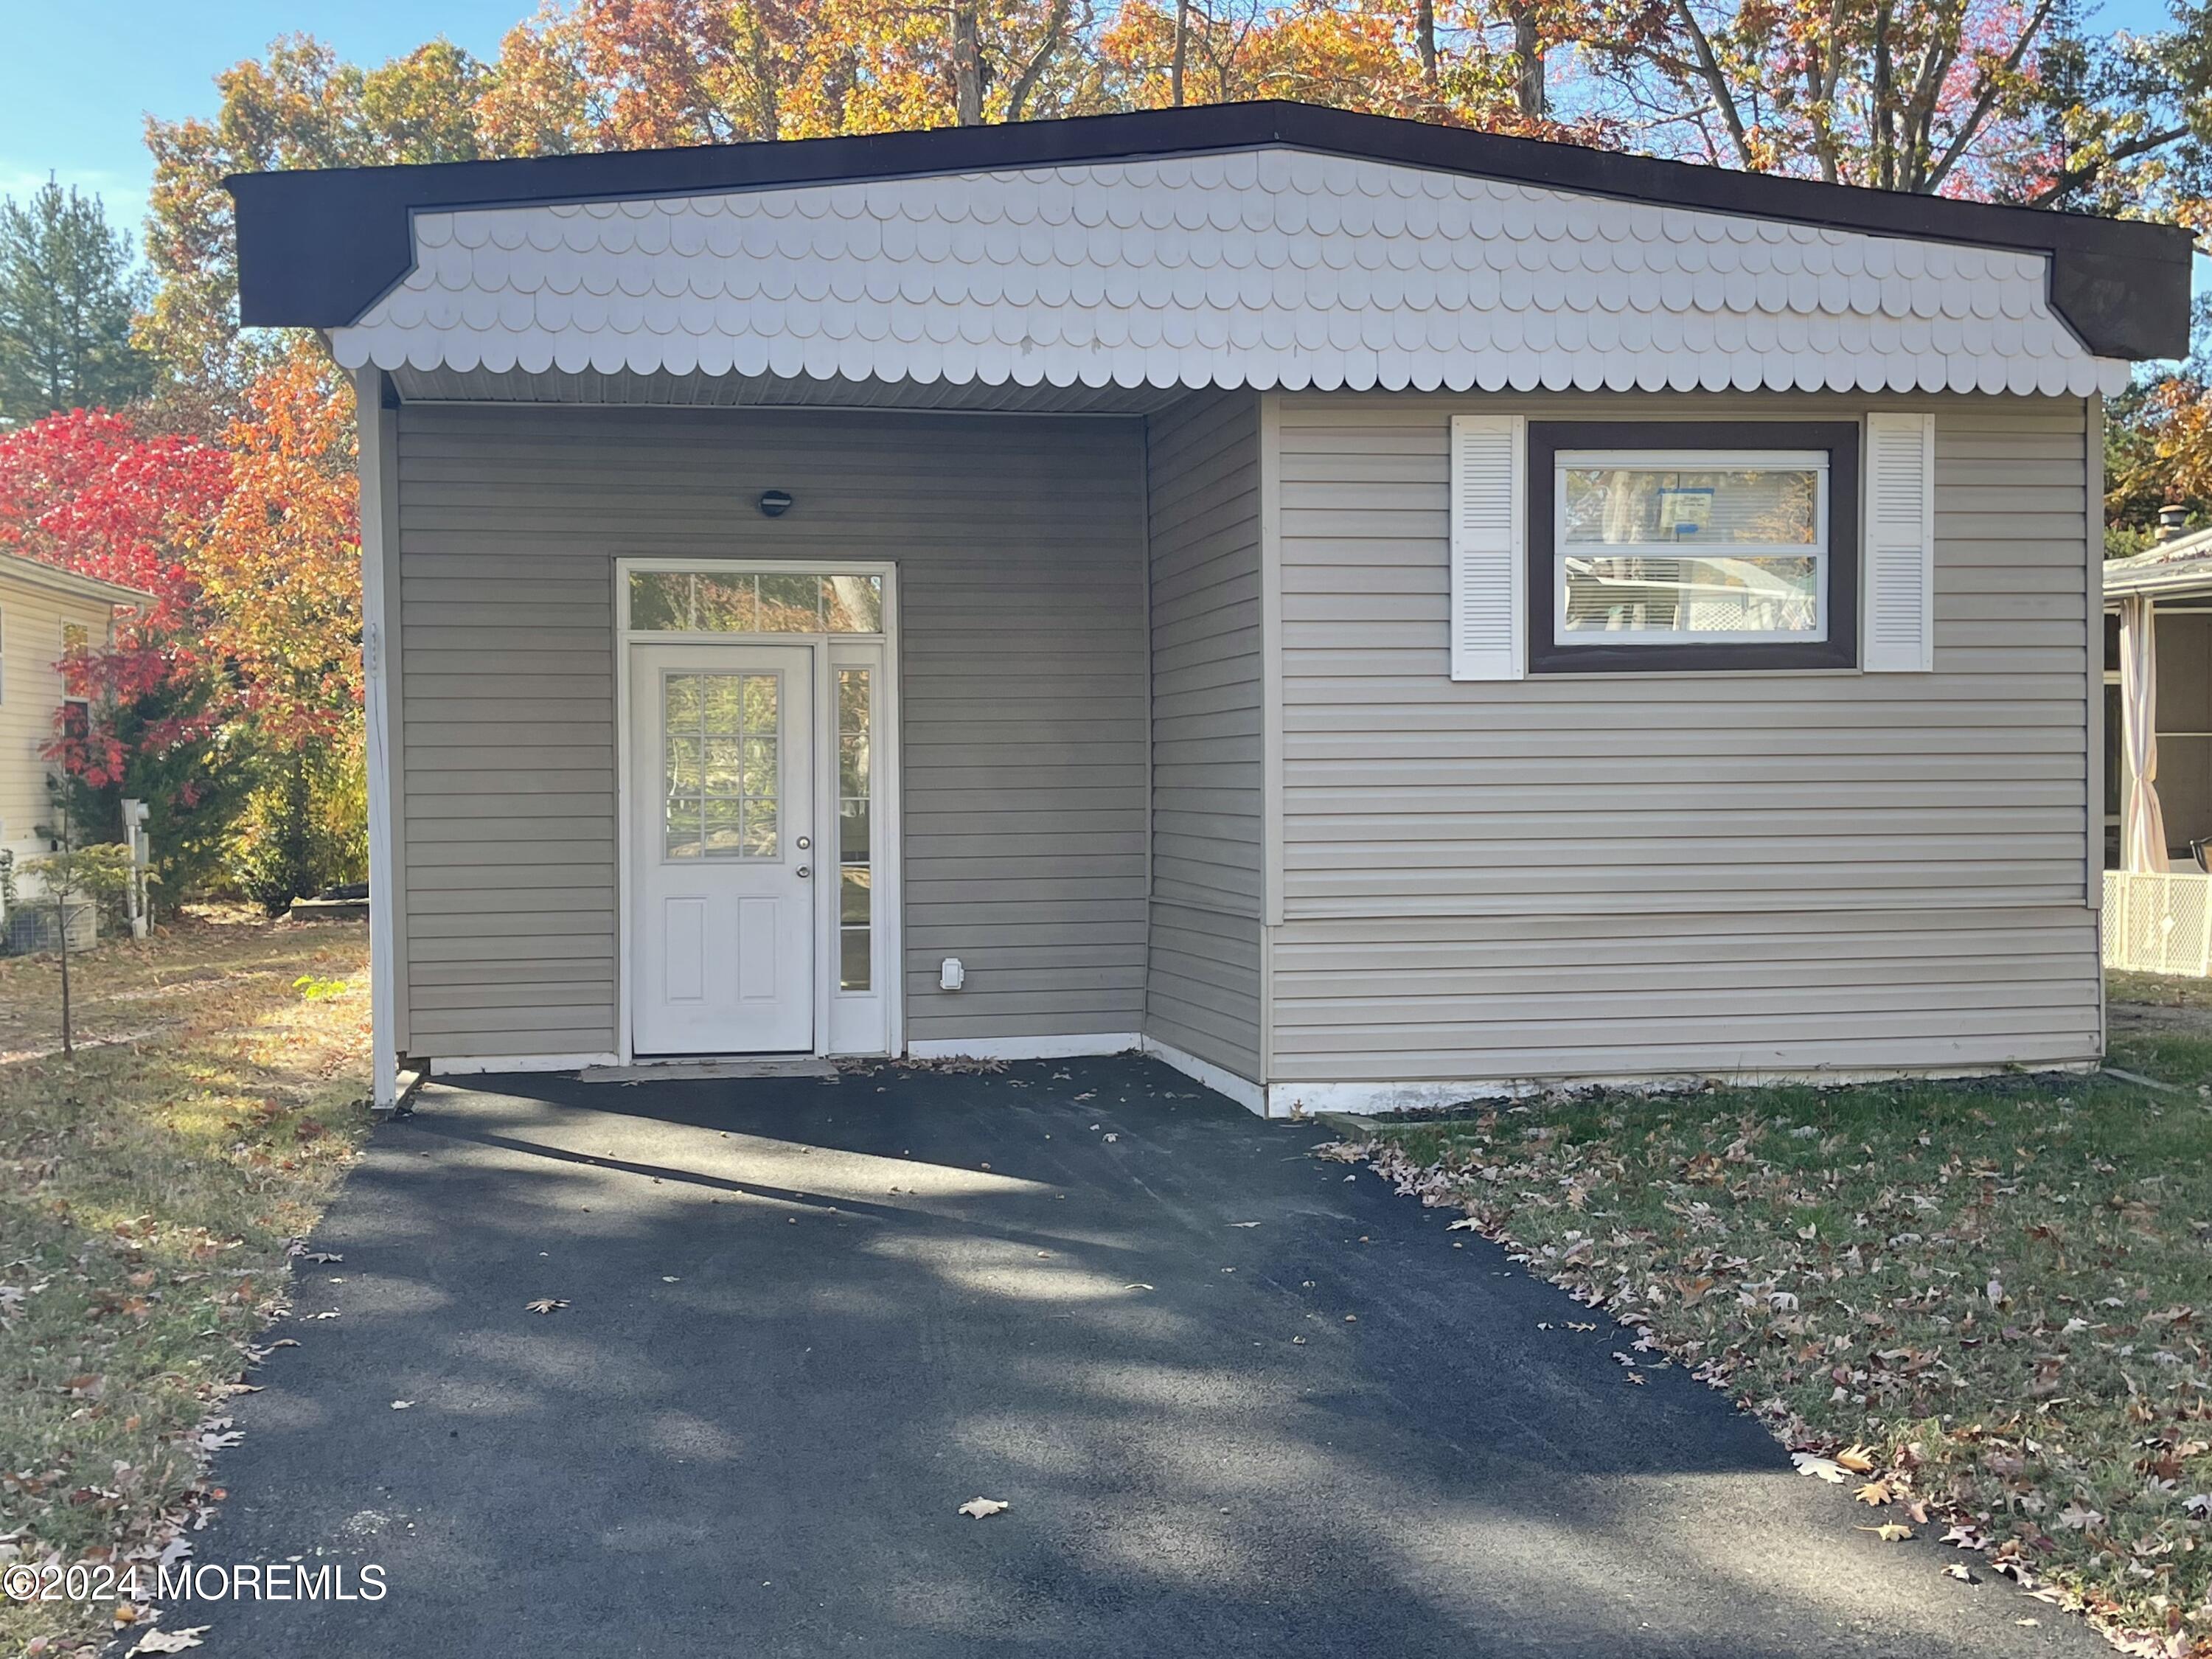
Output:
[{"xmin": 189, "ymin": 1057, "xmax": 2096, "ymax": 1657}]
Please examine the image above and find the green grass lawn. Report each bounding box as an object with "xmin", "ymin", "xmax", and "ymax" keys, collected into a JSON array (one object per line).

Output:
[
  {"xmin": 0, "ymin": 911, "xmax": 372, "ymax": 1659},
  {"xmin": 1354, "ymin": 997, "xmax": 2212, "ymax": 1657}
]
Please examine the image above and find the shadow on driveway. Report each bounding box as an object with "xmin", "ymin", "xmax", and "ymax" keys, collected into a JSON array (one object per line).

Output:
[{"xmin": 191, "ymin": 1057, "xmax": 2093, "ymax": 1657}]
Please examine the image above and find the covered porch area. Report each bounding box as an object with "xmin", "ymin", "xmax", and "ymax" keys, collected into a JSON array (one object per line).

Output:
[{"xmin": 356, "ymin": 370, "xmax": 1264, "ymax": 1107}]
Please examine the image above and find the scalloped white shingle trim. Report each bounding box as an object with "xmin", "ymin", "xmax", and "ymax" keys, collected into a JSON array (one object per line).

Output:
[{"xmin": 331, "ymin": 149, "xmax": 2129, "ymax": 400}]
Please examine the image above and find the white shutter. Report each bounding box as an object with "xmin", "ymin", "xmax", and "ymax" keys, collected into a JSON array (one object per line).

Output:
[
  {"xmin": 1863, "ymin": 411, "xmax": 1935, "ymax": 673},
  {"xmin": 1450, "ymin": 414, "xmax": 1526, "ymax": 682}
]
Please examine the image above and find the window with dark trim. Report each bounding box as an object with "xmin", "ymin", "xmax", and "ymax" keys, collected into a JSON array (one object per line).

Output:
[{"xmin": 1526, "ymin": 422, "xmax": 1861, "ymax": 674}]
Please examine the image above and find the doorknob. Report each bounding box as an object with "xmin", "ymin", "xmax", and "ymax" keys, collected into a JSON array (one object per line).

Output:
[
  {"xmin": 796, "ymin": 865, "xmax": 811, "ymax": 879},
  {"xmin": 796, "ymin": 836, "xmax": 810, "ymax": 850}
]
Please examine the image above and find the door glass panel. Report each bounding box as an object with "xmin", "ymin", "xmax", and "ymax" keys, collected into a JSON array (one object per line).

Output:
[
  {"xmin": 630, "ymin": 571, "xmax": 692, "ymax": 630},
  {"xmin": 630, "ymin": 571, "xmax": 883, "ymax": 634},
  {"xmin": 836, "ymin": 668, "xmax": 872, "ymax": 990},
  {"xmin": 757, "ymin": 574, "xmax": 822, "ymax": 630},
  {"xmin": 839, "ymin": 928, "xmax": 872, "ymax": 994},
  {"xmin": 663, "ymin": 670, "xmax": 779, "ymax": 861},
  {"xmin": 823, "ymin": 576, "xmax": 883, "ymax": 633},
  {"xmin": 840, "ymin": 868, "xmax": 872, "ymax": 925}
]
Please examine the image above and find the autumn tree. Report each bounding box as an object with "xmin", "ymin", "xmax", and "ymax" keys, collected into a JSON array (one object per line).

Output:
[
  {"xmin": 198, "ymin": 349, "xmax": 361, "ymax": 745},
  {"xmin": 141, "ymin": 36, "xmax": 497, "ymax": 392},
  {"xmin": 200, "ymin": 348, "xmax": 367, "ymax": 909},
  {"xmin": 0, "ymin": 406, "xmax": 243, "ymax": 885},
  {"xmin": 0, "ymin": 181, "xmax": 153, "ymax": 425},
  {"xmin": 1582, "ymin": 0, "xmax": 2211, "ymax": 214}
]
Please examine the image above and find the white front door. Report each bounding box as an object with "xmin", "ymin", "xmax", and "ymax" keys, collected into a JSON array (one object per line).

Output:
[{"xmin": 629, "ymin": 643, "xmax": 815, "ymax": 1054}]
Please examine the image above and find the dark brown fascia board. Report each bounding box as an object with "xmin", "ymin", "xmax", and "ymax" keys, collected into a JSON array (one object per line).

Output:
[{"xmin": 226, "ymin": 99, "xmax": 2196, "ymax": 360}]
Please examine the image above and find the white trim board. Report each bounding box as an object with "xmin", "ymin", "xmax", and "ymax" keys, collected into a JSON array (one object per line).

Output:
[
  {"xmin": 352, "ymin": 369, "xmax": 405, "ymax": 1110},
  {"xmin": 1141, "ymin": 1036, "xmax": 1266, "ymax": 1118},
  {"xmin": 1267, "ymin": 1059, "xmax": 2103, "ymax": 1117},
  {"xmin": 907, "ymin": 1033, "xmax": 1141, "ymax": 1063}
]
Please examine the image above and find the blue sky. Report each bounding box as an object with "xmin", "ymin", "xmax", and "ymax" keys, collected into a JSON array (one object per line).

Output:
[
  {"xmin": 0, "ymin": 1, "xmax": 529, "ymax": 231},
  {"xmin": 1, "ymin": 0, "xmax": 2202, "ymax": 304}
]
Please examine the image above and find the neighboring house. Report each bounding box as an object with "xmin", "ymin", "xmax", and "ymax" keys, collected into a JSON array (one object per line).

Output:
[
  {"xmin": 2099, "ymin": 524, "xmax": 2212, "ymax": 978},
  {"xmin": 2104, "ymin": 523, "xmax": 2212, "ymax": 873},
  {"xmin": 226, "ymin": 102, "xmax": 2193, "ymax": 1113},
  {"xmin": 0, "ymin": 551, "xmax": 147, "ymax": 888}
]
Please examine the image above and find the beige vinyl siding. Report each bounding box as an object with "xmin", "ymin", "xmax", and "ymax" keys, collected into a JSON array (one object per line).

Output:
[
  {"xmin": 1269, "ymin": 392, "xmax": 2101, "ymax": 1086},
  {"xmin": 1144, "ymin": 391, "xmax": 1264, "ymax": 1078},
  {"xmin": 394, "ymin": 405, "xmax": 1147, "ymax": 1060},
  {"xmin": 0, "ymin": 571, "xmax": 113, "ymax": 863}
]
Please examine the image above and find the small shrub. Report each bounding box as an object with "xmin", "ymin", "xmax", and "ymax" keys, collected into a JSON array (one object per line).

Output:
[
  {"xmin": 25, "ymin": 842, "xmax": 144, "ymax": 936},
  {"xmin": 229, "ymin": 740, "xmax": 366, "ymax": 914}
]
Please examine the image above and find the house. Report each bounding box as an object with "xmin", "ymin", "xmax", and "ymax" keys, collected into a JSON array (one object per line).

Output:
[
  {"xmin": 0, "ymin": 551, "xmax": 148, "ymax": 883},
  {"xmin": 225, "ymin": 102, "xmax": 2193, "ymax": 1114}
]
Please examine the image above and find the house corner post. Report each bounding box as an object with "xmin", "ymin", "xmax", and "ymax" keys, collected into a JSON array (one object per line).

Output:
[{"xmin": 355, "ymin": 369, "xmax": 404, "ymax": 1110}]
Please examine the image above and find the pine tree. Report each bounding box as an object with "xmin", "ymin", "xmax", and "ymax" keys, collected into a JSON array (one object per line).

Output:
[{"xmin": 0, "ymin": 180, "xmax": 154, "ymax": 425}]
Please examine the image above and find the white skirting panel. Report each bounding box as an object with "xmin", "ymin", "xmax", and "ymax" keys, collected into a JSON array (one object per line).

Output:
[
  {"xmin": 905, "ymin": 1032, "xmax": 1142, "ymax": 1062},
  {"xmin": 902, "ymin": 1032, "xmax": 1270, "ymax": 1118},
  {"xmin": 1140, "ymin": 1036, "xmax": 1266, "ymax": 1117},
  {"xmin": 1267, "ymin": 1060, "xmax": 2101, "ymax": 1117},
  {"xmin": 431, "ymin": 1052, "xmax": 622, "ymax": 1078}
]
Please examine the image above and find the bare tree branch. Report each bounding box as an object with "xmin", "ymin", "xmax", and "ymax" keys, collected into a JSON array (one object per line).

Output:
[
  {"xmin": 1004, "ymin": 0, "xmax": 1072, "ymax": 120},
  {"xmin": 1669, "ymin": 0, "xmax": 1754, "ymax": 167},
  {"xmin": 1923, "ymin": 0, "xmax": 2057, "ymax": 192},
  {"xmin": 2025, "ymin": 122, "xmax": 2191, "ymax": 204}
]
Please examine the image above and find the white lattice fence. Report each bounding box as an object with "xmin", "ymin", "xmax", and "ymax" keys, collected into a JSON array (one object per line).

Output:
[{"xmin": 2104, "ymin": 870, "xmax": 2212, "ymax": 976}]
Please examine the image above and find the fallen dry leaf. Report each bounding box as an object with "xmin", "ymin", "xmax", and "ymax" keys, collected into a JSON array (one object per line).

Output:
[
  {"xmin": 1855, "ymin": 1480, "xmax": 1893, "ymax": 1506},
  {"xmin": 1858, "ymin": 1523, "xmax": 1914, "ymax": 1543},
  {"xmin": 389, "ymin": 1400, "xmax": 414, "ymax": 1410},
  {"xmin": 132, "ymin": 1630, "xmax": 209, "ymax": 1655},
  {"xmin": 1835, "ymin": 1444, "xmax": 1878, "ymax": 1475},
  {"xmin": 957, "ymin": 1497, "xmax": 1009, "ymax": 1520},
  {"xmin": 1792, "ymin": 1453, "xmax": 1848, "ymax": 1484},
  {"xmin": 526, "ymin": 1298, "xmax": 570, "ymax": 1315},
  {"xmin": 1943, "ymin": 1564, "xmax": 1980, "ymax": 1585}
]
